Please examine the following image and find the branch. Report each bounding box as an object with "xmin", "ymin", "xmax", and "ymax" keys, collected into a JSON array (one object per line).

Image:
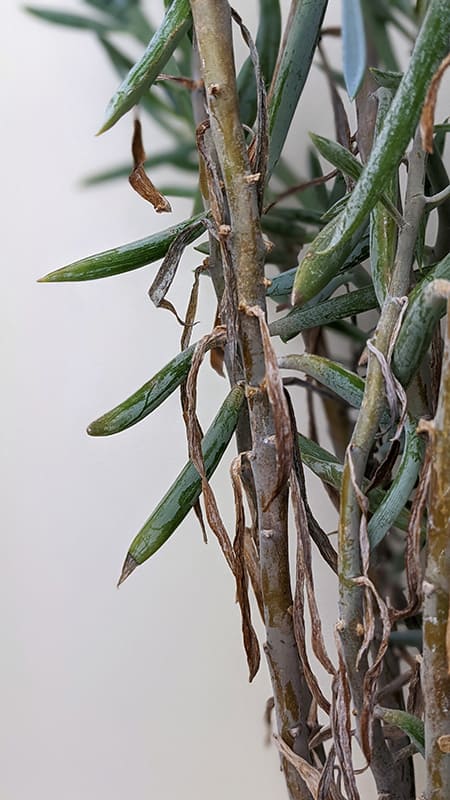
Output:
[
  {"xmin": 338, "ymin": 129, "xmax": 427, "ymax": 798},
  {"xmin": 189, "ymin": 2, "xmax": 314, "ymax": 797},
  {"xmin": 420, "ymin": 296, "xmax": 450, "ymax": 799}
]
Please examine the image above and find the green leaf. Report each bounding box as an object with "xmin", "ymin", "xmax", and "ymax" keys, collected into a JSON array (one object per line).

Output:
[
  {"xmin": 290, "ymin": 212, "xmax": 368, "ymax": 308},
  {"xmin": 238, "ymin": 0, "xmax": 281, "ymax": 127},
  {"xmin": 38, "ymin": 213, "xmax": 206, "ymax": 282},
  {"xmin": 376, "ymin": 707, "xmax": 425, "ymax": 756},
  {"xmin": 270, "ymin": 284, "xmax": 378, "ymax": 341},
  {"xmin": 323, "ymin": 0, "xmax": 450, "ymax": 253},
  {"xmin": 392, "ymin": 253, "xmax": 450, "ymax": 386},
  {"xmin": 98, "ymin": 0, "xmax": 192, "ymax": 134},
  {"xmin": 88, "ymin": 345, "xmax": 196, "ymax": 435},
  {"xmin": 342, "ymin": 0, "xmax": 366, "ymax": 100},
  {"xmin": 310, "ymin": 132, "xmax": 403, "ymax": 225},
  {"xmin": 367, "ymin": 416, "xmax": 426, "ymax": 548},
  {"xmin": 280, "ymin": 353, "xmax": 365, "ymax": 409},
  {"xmin": 25, "ymin": 5, "xmax": 118, "ymax": 33},
  {"xmin": 268, "ymin": 0, "xmax": 328, "ymax": 175},
  {"xmin": 122, "ymin": 385, "xmax": 245, "ymax": 567}
]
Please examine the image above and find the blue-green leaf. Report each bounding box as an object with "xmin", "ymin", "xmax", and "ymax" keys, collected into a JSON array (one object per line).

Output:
[{"xmin": 342, "ymin": 0, "xmax": 367, "ymax": 100}]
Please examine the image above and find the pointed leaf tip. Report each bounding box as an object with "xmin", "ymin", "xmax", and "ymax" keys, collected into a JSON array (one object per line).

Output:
[{"xmin": 117, "ymin": 553, "xmax": 138, "ymax": 586}]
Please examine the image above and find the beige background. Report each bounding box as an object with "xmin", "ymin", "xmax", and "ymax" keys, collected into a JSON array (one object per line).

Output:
[{"xmin": 2, "ymin": 1, "xmax": 433, "ymax": 798}]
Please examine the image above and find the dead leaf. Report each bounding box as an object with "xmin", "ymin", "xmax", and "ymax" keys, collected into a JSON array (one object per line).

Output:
[
  {"xmin": 129, "ymin": 118, "xmax": 172, "ymax": 213},
  {"xmin": 421, "ymin": 53, "xmax": 450, "ymax": 153}
]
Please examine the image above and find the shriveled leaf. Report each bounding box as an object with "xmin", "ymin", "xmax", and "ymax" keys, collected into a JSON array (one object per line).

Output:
[
  {"xmin": 342, "ymin": 0, "xmax": 366, "ymax": 100},
  {"xmin": 98, "ymin": 0, "xmax": 192, "ymax": 133},
  {"xmin": 322, "ymin": 0, "xmax": 450, "ymax": 253},
  {"xmin": 129, "ymin": 117, "xmax": 172, "ymax": 212},
  {"xmin": 118, "ymin": 385, "xmax": 245, "ymax": 582},
  {"xmin": 420, "ymin": 52, "xmax": 450, "ymax": 153},
  {"xmin": 38, "ymin": 213, "xmax": 206, "ymax": 282},
  {"xmin": 148, "ymin": 217, "xmax": 206, "ymax": 310}
]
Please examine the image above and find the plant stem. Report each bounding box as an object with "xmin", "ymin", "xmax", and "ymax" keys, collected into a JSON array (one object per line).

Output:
[
  {"xmin": 189, "ymin": 2, "xmax": 313, "ymax": 797},
  {"xmin": 338, "ymin": 130, "xmax": 427, "ymax": 799},
  {"xmin": 421, "ymin": 299, "xmax": 450, "ymax": 800}
]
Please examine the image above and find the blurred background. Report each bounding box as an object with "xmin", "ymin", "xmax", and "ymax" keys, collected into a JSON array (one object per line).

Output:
[{"xmin": 1, "ymin": 2, "xmax": 427, "ymax": 798}]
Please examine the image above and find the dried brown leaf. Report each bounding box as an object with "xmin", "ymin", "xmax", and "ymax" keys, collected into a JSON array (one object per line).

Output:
[
  {"xmin": 231, "ymin": 455, "xmax": 261, "ymax": 681},
  {"xmin": 149, "ymin": 219, "xmax": 206, "ymax": 311},
  {"xmin": 274, "ymin": 735, "xmax": 321, "ymax": 798},
  {"xmin": 421, "ymin": 53, "xmax": 450, "ymax": 153},
  {"xmin": 129, "ymin": 118, "xmax": 172, "ymax": 213}
]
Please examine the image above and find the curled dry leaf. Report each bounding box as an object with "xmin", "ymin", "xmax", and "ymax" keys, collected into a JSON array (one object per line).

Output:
[
  {"xmin": 421, "ymin": 53, "xmax": 450, "ymax": 153},
  {"xmin": 129, "ymin": 118, "xmax": 172, "ymax": 213},
  {"xmin": 230, "ymin": 455, "xmax": 261, "ymax": 681},
  {"xmin": 332, "ymin": 637, "xmax": 360, "ymax": 800}
]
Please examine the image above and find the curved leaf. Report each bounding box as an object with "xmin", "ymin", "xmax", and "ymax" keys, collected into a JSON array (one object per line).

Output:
[
  {"xmin": 25, "ymin": 6, "xmax": 119, "ymax": 33},
  {"xmin": 38, "ymin": 213, "xmax": 206, "ymax": 282},
  {"xmin": 375, "ymin": 707, "xmax": 425, "ymax": 756},
  {"xmin": 280, "ymin": 353, "xmax": 365, "ymax": 409}
]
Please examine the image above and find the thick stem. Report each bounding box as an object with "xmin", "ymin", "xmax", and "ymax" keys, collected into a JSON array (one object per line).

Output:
[
  {"xmin": 189, "ymin": 2, "xmax": 313, "ymax": 797},
  {"xmin": 338, "ymin": 131, "xmax": 427, "ymax": 799},
  {"xmin": 422, "ymin": 302, "xmax": 450, "ymax": 800}
]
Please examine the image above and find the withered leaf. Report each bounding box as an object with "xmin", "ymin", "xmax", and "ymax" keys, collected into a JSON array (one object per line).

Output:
[
  {"xmin": 421, "ymin": 53, "xmax": 450, "ymax": 153},
  {"xmin": 129, "ymin": 117, "xmax": 172, "ymax": 213}
]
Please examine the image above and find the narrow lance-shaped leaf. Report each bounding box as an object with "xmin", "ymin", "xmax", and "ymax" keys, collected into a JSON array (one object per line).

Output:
[
  {"xmin": 268, "ymin": 0, "xmax": 328, "ymax": 175},
  {"xmin": 367, "ymin": 416, "xmax": 426, "ymax": 548},
  {"xmin": 341, "ymin": 0, "xmax": 366, "ymax": 100},
  {"xmin": 38, "ymin": 213, "xmax": 206, "ymax": 282},
  {"xmin": 271, "ymin": 284, "xmax": 378, "ymax": 342},
  {"xmin": 393, "ymin": 252, "xmax": 450, "ymax": 386},
  {"xmin": 88, "ymin": 345, "xmax": 195, "ymax": 436},
  {"xmin": 118, "ymin": 385, "xmax": 245, "ymax": 580},
  {"xmin": 322, "ymin": 0, "xmax": 450, "ymax": 253},
  {"xmin": 98, "ymin": 0, "xmax": 192, "ymax": 134}
]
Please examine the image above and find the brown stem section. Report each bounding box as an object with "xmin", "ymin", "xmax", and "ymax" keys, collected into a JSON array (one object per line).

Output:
[
  {"xmin": 422, "ymin": 301, "xmax": 450, "ymax": 800},
  {"xmin": 189, "ymin": 2, "xmax": 313, "ymax": 797}
]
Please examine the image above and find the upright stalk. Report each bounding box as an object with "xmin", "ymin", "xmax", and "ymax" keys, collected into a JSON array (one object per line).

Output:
[
  {"xmin": 189, "ymin": 2, "xmax": 313, "ymax": 797},
  {"xmin": 338, "ymin": 131, "xmax": 427, "ymax": 798},
  {"xmin": 422, "ymin": 300, "xmax": 450, "ymax": 800}
]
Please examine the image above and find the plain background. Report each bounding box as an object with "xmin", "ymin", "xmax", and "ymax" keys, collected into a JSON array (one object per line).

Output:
[{"xmin": 2, "ymin": 1, "xmax": 437, "ymax": 798}]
